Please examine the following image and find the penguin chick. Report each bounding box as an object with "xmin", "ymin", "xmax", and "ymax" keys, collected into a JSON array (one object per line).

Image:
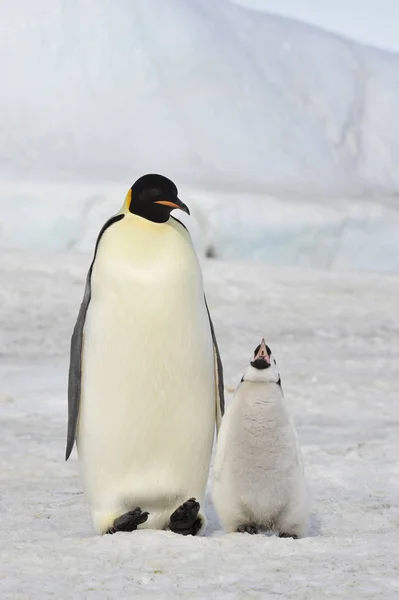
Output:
[{"xmin": 212, "ymin": 339, "xmax": 310, "ymax": 538}]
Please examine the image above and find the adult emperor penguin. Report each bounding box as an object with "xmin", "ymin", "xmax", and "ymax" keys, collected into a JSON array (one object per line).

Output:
[
  {"xmin": 66, "ymin": 174, "xmax": 224, "ymax": 536},
  {"xmin": 212, "ymin": 339, "xmax": 309, "ymax": 538}
]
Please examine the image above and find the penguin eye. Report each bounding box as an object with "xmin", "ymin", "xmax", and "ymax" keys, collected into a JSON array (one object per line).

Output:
[
  {"xmin": 140, "ymin": 188, "xmax": 161, "ymax": 202},
  {"xmin": 147, "ymin": 187, "xmax": 161, "ymax": 198}
]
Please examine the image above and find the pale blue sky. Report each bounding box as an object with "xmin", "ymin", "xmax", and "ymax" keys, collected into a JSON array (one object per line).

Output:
[{"xmin": 233, "ymin": 0, "xmax": 399, "ymax": 52}]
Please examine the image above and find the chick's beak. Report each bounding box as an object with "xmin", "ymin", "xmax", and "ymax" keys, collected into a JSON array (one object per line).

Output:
[
  {"xmin": 254, "ymin": 338, "xmax": 270, "ymax": 364},
  {"xmin": 250, "ymin": 338, "xmax": 271, "ymax": 370}
]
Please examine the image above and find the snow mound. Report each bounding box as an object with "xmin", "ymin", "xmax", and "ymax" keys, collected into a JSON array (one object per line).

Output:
[
  {"xmin": 1, "ymin": 0, "xmax": 399, "ymax": 193},
  {"xmin": 1, "ymin": 0, "xmax": 399, "ymax": 271}
]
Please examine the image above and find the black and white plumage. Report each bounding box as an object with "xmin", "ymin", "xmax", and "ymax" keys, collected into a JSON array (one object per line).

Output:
[{"xmin": 66, "ymin": 174, "xmax": 224, "ymax": 536}]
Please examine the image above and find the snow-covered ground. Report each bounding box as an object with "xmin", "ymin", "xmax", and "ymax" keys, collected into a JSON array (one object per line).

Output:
[{"xmin": 1, "ymin": 248, "xmax": 398, "ymax": 598}]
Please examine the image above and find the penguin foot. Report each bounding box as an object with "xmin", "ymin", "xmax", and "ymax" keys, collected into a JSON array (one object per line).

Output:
[
  {"xmin": 237, "ymin": 523, "xmax": 258, "ymax": 535},
  {"xmin": 107, "ymin": 508, "xmax": 149, "ymax": 534},
  {"xmin": 279, "ymin": 532, "xmax": 298, "ymax": 539},
  {"xmin": 168, "ymin": 497, "xmax": 202, "ymax": 536}
]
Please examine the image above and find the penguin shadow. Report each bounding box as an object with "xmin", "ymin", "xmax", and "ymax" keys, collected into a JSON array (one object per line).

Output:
[
  {"xmin": 308, "ymin": 509, "xmax": 322, "ymax": 537},
  {"xmin": 204, "ymin": 493, "xmax": 322, "ymax": 539},
  {"xmin": 204, "ymin": 492, "xmax": 222, "ymax": 535}
]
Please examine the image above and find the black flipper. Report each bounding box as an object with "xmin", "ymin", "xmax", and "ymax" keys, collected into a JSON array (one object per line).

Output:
[
  {"xmin": 65, "ymin": 214, "xmax": 124, "ymax": 461},
  {"xmin": 204, "ymin": 296, "xmax": 225, "ymax": 431}
]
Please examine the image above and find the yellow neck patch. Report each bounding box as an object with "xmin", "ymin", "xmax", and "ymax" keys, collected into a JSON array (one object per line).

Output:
[{"xmin": 120, "ymin": 189, "xmax": 132, "ymax": 214}]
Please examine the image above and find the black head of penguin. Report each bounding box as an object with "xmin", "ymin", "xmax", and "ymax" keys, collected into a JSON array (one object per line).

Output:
[{"xmin": 128, "ymin": 174, "xmax": 190, "ymax": 223}]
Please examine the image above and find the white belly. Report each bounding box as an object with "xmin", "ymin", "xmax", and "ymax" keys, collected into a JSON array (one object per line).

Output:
[
  {"xmin": 77, "ymin": 215, "xmax": 215, "ymax": 529},
  {"xmin": 213, "ymin": 385, "xmax": 306, "ymax": 532}
]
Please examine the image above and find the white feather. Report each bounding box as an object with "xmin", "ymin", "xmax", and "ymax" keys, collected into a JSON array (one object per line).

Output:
[
  {"xmin": 212, "ymin": 358, "xmax": 310, "ymax": 537},
  {"xmin": 77, "ymin": 213, "xmax": 215, "ymax": 534}
]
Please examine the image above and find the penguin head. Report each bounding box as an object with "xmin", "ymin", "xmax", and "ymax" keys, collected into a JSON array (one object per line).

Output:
[
  {"xmin": 242, "ymin": 338, "xmax": 281, "ymax": 385},
  {"xmin": 125, "ymin": 174, "xmax": 190, "ymax": 223}
]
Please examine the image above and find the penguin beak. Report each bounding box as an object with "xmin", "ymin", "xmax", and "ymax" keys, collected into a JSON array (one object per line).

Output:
[
  {"xmin": 251, "ymin": 338, "xmax": 271, "ymax": 370},
  {"xmin": 154, "ymin": 198, "xmax": 190, "ymax": 215}
]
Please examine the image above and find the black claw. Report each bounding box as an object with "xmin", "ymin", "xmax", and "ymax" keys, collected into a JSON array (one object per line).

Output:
[
  {"xmin": 237, "ymin": 523, "xmax": 258, "ymax": 535},
  {"xmin": 106, "ymin": 508, "xmax": 149, "ymax": 534},
  {"xmin": 169, "ymin": 498, "xmax": 202, "ymax": 536},
  {"xmin": 279, "ymin": 532, "xmax": 298, "ymax": 539}
]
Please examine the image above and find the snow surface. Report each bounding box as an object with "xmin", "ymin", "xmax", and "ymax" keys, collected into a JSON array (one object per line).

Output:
[{"xmin": 1, "ymin": 248, "xmax": 399, "ymax": 598}]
